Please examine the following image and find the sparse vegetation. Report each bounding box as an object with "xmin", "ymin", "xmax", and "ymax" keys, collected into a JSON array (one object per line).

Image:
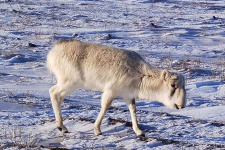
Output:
[
  {"xmin": 155, "ymin": 53, "xmax": 225, "ymax": 81},
  {"xmin": 0, "ymin": 126, "xmax": 37, "ymax": 149}
]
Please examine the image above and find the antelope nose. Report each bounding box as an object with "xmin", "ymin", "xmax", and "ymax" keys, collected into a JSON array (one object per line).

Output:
[{"xmin": 175, "ymin": 104, "xmax": 185, "ymax": 109}]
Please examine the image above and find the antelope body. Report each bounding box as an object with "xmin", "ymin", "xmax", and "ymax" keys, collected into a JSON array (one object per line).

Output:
[{"xmin": 47, "ymin": 39, "xmax": 186, "ymax": 136}]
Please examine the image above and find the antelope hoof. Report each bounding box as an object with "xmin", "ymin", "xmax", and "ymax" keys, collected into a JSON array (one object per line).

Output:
[
  {"xmin": 58, "ymin": 126, "xmax": 68, "ymax": 133},
  {"xmin": 94, "ymin": 128, "xmax": 102, "ymax": 136},
  {"xmin": 135, "ymin": 129, "xmax": 143, "ymax": 136}
]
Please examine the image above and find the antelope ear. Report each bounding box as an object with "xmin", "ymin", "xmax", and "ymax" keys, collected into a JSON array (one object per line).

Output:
[{"xmin": 162, "ymin": 70, "xmax": 169, "ymax": 82}]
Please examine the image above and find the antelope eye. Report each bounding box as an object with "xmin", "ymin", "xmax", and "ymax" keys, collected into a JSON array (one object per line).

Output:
[{"xmin": 171, "ymin": 84, "xmax": 176, "ymax": 88}]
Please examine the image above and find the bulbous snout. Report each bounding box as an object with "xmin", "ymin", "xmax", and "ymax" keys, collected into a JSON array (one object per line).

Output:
[{"xmin": 174, "ymin": 88, "xmax": 186, "ymax": 109}]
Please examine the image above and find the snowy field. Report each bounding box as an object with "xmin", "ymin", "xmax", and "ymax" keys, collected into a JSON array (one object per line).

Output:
[{"xmin": 0, "ymin": 0, "xmax": 225, "ymax": 149}]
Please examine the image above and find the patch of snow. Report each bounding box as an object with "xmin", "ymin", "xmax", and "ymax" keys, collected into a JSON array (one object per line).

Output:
[{"xmin": 0, "ymin": 0, "xmax": 225, "ymax": 149}]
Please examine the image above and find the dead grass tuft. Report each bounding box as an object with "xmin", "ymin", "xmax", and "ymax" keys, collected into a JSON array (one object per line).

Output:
[{"xmin": 0, "ymin": 126, "xmax": 38, "ymax": 149}]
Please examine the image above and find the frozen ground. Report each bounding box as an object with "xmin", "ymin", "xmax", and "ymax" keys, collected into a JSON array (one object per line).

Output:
[{"xmin": 0, "ymin": 0, "xmax": 225, "ymax": 149}]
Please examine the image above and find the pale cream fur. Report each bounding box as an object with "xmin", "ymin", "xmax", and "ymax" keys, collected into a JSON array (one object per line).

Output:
[{"xmin": 47, "ymin": 39, "xmax": 186, "ymax": 136}]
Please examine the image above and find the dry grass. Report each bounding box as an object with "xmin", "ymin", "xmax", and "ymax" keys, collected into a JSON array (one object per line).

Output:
[
  {"xmin": 0, "ymin": 126, "xmax": 38, "ymax": 149},
  {"xmin": 158, "ymin": 54, "xmax": 225, "ymax": 81}
]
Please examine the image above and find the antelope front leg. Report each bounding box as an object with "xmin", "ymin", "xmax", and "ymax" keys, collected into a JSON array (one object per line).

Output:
[
  {"xmin": 126, "ymin": 98, "xmax": 143, "ymax": 136},
  {"xmin": 94, "ymin": 90, "xmax": 115, "ymax": 135}
]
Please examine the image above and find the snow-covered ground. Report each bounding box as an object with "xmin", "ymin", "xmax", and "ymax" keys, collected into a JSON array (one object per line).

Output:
[{"xmin": 0, "ymin": 0, "xmax": 225, "ymax": 149}]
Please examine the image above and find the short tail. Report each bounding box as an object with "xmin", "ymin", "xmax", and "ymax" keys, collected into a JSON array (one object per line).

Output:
[{"xmin": 46, "ymin": 51, "xmax": 53, "ymax": 74}]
